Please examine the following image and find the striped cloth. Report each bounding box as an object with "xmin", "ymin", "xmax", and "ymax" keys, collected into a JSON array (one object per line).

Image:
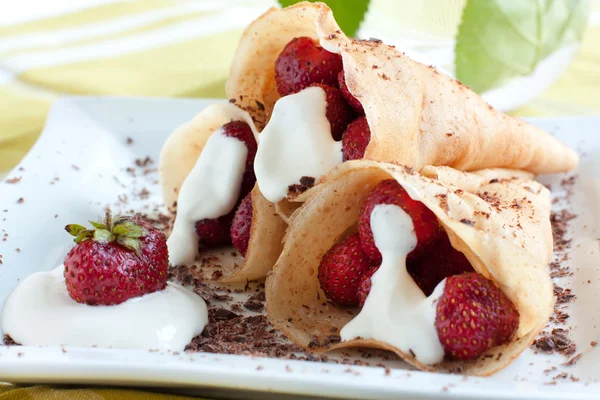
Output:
[
  {"xmin": 1, "ymin": 0, "xmax": 600, "ymax": 175},
  {"xmin": 0, "ymin": 0, "xmax": 273, "ymax": 173}
]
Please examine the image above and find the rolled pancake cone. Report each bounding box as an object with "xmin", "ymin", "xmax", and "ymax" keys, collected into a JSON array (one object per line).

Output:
[
  {"xmin": 265, "ymin": 160, "xmax": 554, "ymax": 375},
  {"xmin": 159, "ymin": 103, "xmax": 286, "ymax": 282},
  {"xmin": 227, "ymin": 2, "xmax": 577, "ymax": 174}
]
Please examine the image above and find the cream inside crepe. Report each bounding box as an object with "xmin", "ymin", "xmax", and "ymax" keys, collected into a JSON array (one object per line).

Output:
[
  {"xmin": 159, "ymin": 103, "xmax": 286, "ymax": 282},
  {"xmin": 266, "ymin": 160, "xmax": 554, "ymax": 375},
  {"xmin": 227, "ymin": 1, "xmax": 577, "ymax": 175}
]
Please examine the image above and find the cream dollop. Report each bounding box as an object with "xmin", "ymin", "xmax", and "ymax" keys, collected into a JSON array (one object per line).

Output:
[
  {"xmin": 167, "ymin": 129, "xmax": 248, "ymax": 266},
  {"xmin": 254, "ymin": 86, "xmax": 343, "ymax": 203},
  {"xmin": 2, "ymin": 265, "xmax": 207, "ymax": 351},
  {"xmin": 340, "ymin": 204, "xmax": 445, "ymax": 365}
]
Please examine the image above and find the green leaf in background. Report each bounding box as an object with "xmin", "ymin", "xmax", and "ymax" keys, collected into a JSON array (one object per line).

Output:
[
  {"xmin": 279, "ymin": 0, "xmax": 370, "ymax": 38},
  {"xmin": 455, "ymin": 0, "xmax": 588, "ymax": 93}
]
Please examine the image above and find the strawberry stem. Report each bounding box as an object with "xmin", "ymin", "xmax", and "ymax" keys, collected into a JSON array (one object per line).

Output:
[
  {"xmin": 65, "ymin": 210, "xmax": 146, "ymax": 252},
  {"xmin": 105, "ymin": 210, "xmax": 112, "ymax": 230}
]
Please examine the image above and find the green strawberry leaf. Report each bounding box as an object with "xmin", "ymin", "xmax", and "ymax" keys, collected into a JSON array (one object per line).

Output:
[
  {"xmin": 65, "ymin": 224, "xmax": 87, "ymax": 236},
  {"xmin": 116, "ymin": 236, "xmax": 141, "ymax": 253},
  {"xmin": 93, "ymin": 228, "xmax": 115, "ymax": 243},
  {"xmin": 278, "ymin": 0, "xmax": 370, "ymax": 38},
  {"xmin": 73, "ymin": 230, "xmax": 94, "ymax": 244},
  {"xmin": 66, "ymin": 211, "xmax": 146, "ymax": 249},
  {"xmin": 116, "ymin": 221, "xmax": 145, "ymax": 238},
  {"xmin": 112, "ymin": 225, "xmax": 131, "ymax": 236},
  {"xmin": 89, "ymin": 220, "xmax": 108, "ymax": 230},
  {"xmin": 455, "ymin": 0, "xmax": 588, "ymax": 93}
]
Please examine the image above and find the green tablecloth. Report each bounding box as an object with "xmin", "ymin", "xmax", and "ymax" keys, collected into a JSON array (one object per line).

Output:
[{"xmin": 0, "ymin": 384, "xmax": 200, "ymax": 400}]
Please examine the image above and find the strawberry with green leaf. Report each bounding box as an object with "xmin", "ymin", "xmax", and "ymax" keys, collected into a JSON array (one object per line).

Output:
[{"xmin": 64, "ymin": 212, "xmax": 168, "ymax": 306}]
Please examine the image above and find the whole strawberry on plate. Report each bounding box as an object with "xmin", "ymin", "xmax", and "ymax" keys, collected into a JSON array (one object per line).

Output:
[{"xmin": 64, "ymin": 212, "xmax": 168, "ymax": 306}]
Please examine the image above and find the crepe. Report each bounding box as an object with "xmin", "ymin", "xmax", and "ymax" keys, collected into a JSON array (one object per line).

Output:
[
  {"xmin": 265, "ymin": 160, "xmax": 554, "ymax": 375},
  {"xmin": 226, "ymin": 1, "xmax": 577, "ymax": 174},
  {"xmin": 159, "ymin": 103, "xmax": 286, "ymax": 282}
]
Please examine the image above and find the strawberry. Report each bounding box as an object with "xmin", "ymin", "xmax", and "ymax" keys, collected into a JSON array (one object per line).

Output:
[
  {"xmin": 318, "ymin": 233, "xmax": 374, "ymax": 307},
  {"xmin": 221, "ymin": 120, "xmax": 257, "ymax": 199},
  {"xmin": 64, "ymin": 212, "xmax": 168, "ymax": 306},
  {"xmin": 275, "ymin": 36, "xmax": 343, "ymax": 96},
  {"xmin": 311, "ymin": 84, "xmax": 354, "ymax": 141},
  {"xmin": 355, "ymin": 236, "xmax": 473, "ymax": 304},
  {"xmin": 338, "ymin": 70, "xmax": 363, "ymax": 113},
  {"xmin": 357, "ymin": 268, "xmax": 376, "ymax": 307},
  {"xmin": 230, "ymin": 192, "xmax": 253, "ymax": 257},
  {"xmin": 407, "ymin": 234, "xmax": 474, "ymax": 296},
  {"xmin": 358, "ymin": 180, "xmax": 442, "ymax": 264},
  {"xmin": 342, "ymin": 116, "xmax": 371, "ymax": 161},
  {"xmin": 435, "ymin": 273, "xmax": 519, "ymax": 360},
  {"xmin": 195, "ymin": 211, "xmax": 235, "ymax": 248}
]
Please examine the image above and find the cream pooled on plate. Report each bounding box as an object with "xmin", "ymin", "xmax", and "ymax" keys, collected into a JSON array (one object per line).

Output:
[
  {"xmin": 167, "ymin": 129, "xmax": 248, "ymax": 266},
  {"xmin": 254, "ymin": 86, "xmax": 343, "ymax": 203},
  {"xmin": 340, "ymin": 204, "xmax": 445, "ymax": 365},
  {"xmin": 2, "ymin": 265, "xmax": 207, "ymax": 351}
]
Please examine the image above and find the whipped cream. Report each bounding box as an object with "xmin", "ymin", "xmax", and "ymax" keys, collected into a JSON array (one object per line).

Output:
[
  {"xmin": 2, "ymin": 265, "xmax": 207, "ymax": 351},
  {"xmin": 168, "ymin": 129, "xmax": 248, "ymax": 265},
  {"xmin": 340, "ymin": 204, "xmax": 445, "ymax": 365},
  {"xmin": 254, "ymin": 86, "xmax": 343, "ymax": 203}
]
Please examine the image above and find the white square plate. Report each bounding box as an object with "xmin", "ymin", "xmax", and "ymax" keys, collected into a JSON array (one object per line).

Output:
[{"xmin": 0, "ymin": 97, "xmax": 599, "ymax": 400}]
